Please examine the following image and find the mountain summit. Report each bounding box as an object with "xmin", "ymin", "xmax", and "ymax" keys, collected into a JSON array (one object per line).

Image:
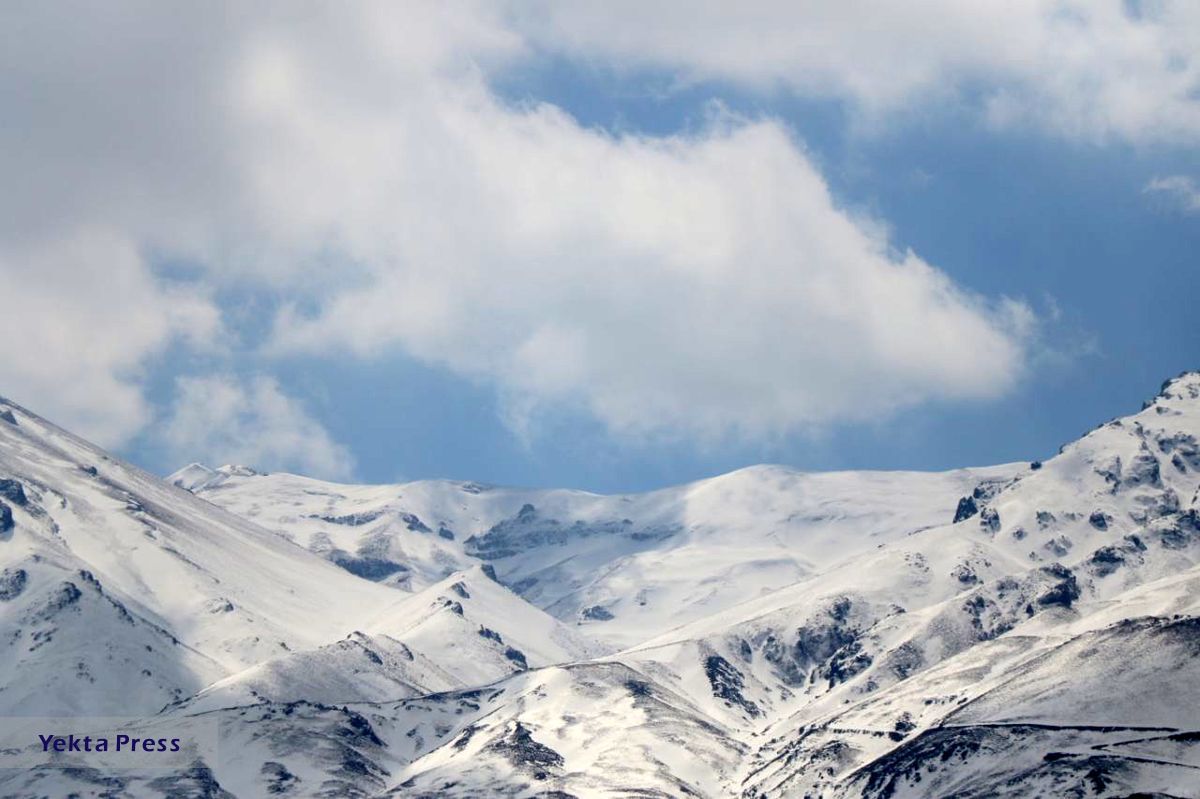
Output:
[{"xmin": 1, "ymin": 372, "xmax": 1198, "ymax": 796}]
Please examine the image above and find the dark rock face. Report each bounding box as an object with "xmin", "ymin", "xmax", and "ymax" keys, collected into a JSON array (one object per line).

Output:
[
  {"xmin": 866, "ymin": 730, "xmax": 980, "ymax": 797},
  {"xmin": 503, "ymin": 647, "xmax": 528, "ymax": 670},
  {"xmin": 1088, "ymin": 510, "xmax": 1110, "ymax": 530},
  {"xmin": 979, "ymin": 507, "xmax": 1001, "ymax": 534},
  {"xmin": 1121, "ymin": 446, "xmax": 1161, "ymax": 490},
  {"xmin": 261, "ymin": 761, "xmax": 301, "ymax": 794},
  {"xmin": 0, "ymin": 567, "xmax": 27, "ymax": 600},
  {"xmin": 464, "ymin": 504, "xmax": 675, "ymax": 560},
  {"xmin": 761, "ymin": 633, "xmax": 804, "ymax": 685},
  {"xmin": 1035, "ymin": 565, "xmax": 1079, "ymax": 609},
  {"xmin": 1159, "ymin": 509, "xmax": 1200, "ymax": 549},
  {"xmin": 795, "ymin": 601, "xmax": 858, "ymax": 665},
  {"xmin": 761, "ymin": 597, "xmax": 869, "ymax": 689},
  {"xmin": 1077, "ymin": 544, "xmax": 1115, "ymax": 572},
  {"xmin": 962, "ymin": 594, "xmax": 1015, "ymax": 641},
  {"xmin": 0, "ymin": 478, "xmax": 27, "ymax": 506},
  {"xmin": 821, "ymin": 640, "xmax": 873, "ymax": 687},
  {"xmin": 352, "ymin": 640, "xmax": 383, "ymax": 666},
  {"xmin": 399, "ymin": 513, "xmax": 431, "ymax": 533},
  {"xmin": 1036, "ymin": 510, "xmax": 1057, "ymax": 529},
  {"xmin": 0, "ymin": 408, "xmax": 16, "ymax": 425},
  {"xmin": 852, "ymin": 726, "xmax": 1019, "ymax": 799},
  {"xmin": 329, "ymin": 553, "xmax": 406, "ymax": 581},
  {"xmin": 580, "ymin": 605, "xmax": 614, "ymax": 621},
  {"xmin": 488, "ymin": 722, "xmax": 564, "ymax": 778},
  {"xmin": 1094, "ymin": 456, "xmax": 1122, "ymax": 488},
  {"xmin": 1086, "ymin": 536, "xmax": 1146, "ymax": 578},
  {"xmin": 1130, "ymin": 488, "xmax": 1180, "ymax": 524},
  {"xmin": 1157, "ymin": 432, "xmax": 1200, "ymax": 471},
  {"xmin": 703, "ymin": 654, "xmax": 760, "ymax": 717},
  {"xmin": 846, "ymin": 719, "xmax": 1188, "ymax": 799},
  {"xmin": 312, "ymin": 510, "xmax": 384, "ymax": 527},
  {"xmin": 952, "ymin": 563, "xmax": 979, "ymax": 585},
  {"xmin": 972, "ymin": 479, "xmax": 1008, "ymax": 503},
  {"xmin": 625, "ymin": 680, "xmax": 652, "ymax": 697},
  {"xmin": 885, "ymin": 642, "xmax": 924, "ymax": 680},
  {"xmin": 30, "ymin": 581, "xmax": 82, "ymax": 623},
  {"xmin": 452, "ymin": 724, "xmax": 478, "ymax": 751},
  {"xmin": 0, "ymin": 501, "xmax": 12, "ymax": 534},
  {"xmin": 437, "ymin": 526, "xmax": 455, "ymax": 540},
  {"xmin": 339, "ymin": 708, "xmax": 385, "ymax": 748},
  {"xmin": 449, "ymin": 581, "xmax": 470, "ymax": 599},
  {"xmin": 478, "ymin": 626, "xmax": 503, "ymax": 644},
  {"xmin": 954, "ymin": 496, "xmax": 979, "ymax": 523},
  {"xmin": 1043, "ymin": 536, "xmax": 1073, "ymax": 557},
  {"xmin": 888, "ymin": 712, "xmax": 917, "ymax": 742}
]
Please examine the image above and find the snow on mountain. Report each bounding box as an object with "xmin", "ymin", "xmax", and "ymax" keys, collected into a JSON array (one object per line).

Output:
[
  {"xmin": 176, "ymin": 564, "xmax": 606, "ymax": 713},
  {"xmin": 632, "ymin": 371, "xmax": 1200, "ymax": 797},
  {"xmin": 368, "ymin": 566, "xmax": 606, "ymax": 676},
  {"xmin": 2, "ymin": 371, "xmax": 1199, "ymax": 797},
  {"xmin": 170, "ymin": 459, "xmax": 1021, "ymax": 648},
  {"xmin": 171, "ymin": 631, "xmax": 460, "ymax": 713},
  {"xmin": 0, "ymin": 395, "xmax": 407, "ymax": 714}
]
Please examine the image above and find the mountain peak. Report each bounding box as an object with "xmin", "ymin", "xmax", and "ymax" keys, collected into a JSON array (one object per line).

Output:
[
  {"xmin": 1156, "ymin": 369, "xmax": 1200, "ymax": 403},
  {"xmin": 216, "ymin": 464, "xmax": 262, "ymax": 477},
  {"xmin": 167, "ymin": 463, "xmax": 265, "ymax": 492}
]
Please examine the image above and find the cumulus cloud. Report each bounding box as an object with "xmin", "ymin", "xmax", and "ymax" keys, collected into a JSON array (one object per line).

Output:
[
  {"xmin": 268, "ymin": 109, "xmax": 1032, "ymax": 439},
  {"xmin": 162, "ymin": 375, "xmax": 354, "ymax": 480},
  {"xmin": 0, "ymin": 230, "xmax": 219, "ymax": 446},
  {"xmin": 1144, "ymin": 175, "xmax": 1200, "ymax": 213},
  {"xmin": 1, "ymin": 2, "xmax": 1122, "ymax": 448},
  {"xmin": 517, "ymin": 1, "xmax": 1200, "ymax": 144}
]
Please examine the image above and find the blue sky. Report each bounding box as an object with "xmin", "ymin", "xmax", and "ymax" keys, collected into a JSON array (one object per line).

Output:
[{"xmin": 2, "ymin": 3, "xmax": 1198, "ymax": 492}]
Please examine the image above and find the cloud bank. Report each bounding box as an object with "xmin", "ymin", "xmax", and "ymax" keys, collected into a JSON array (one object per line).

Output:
[
  {"xmin": 519, "ymin": 1, "xmax": 1200, "ymax": 144},
  {"xmin": 2, "ymin": 2, "xmax": 1193, "ymax": 453},
  {"xmin": 163, "ymin": 375, "xmax": 354, "ymax": 480}
]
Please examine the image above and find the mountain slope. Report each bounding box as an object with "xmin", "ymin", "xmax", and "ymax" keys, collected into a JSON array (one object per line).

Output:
[
  {"xmin": 0, "ymin": 395, "xmax": 408, "ymax": 714},
  {"xmin": 171, "ymin": 459, "xmax": 1022, "ymax": 649},
  {"xmin": 1, "ymin": 372, "xmax": 1198, "ymax": 798}
]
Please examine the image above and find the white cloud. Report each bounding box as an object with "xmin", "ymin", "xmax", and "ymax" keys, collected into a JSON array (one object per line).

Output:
[
  {"xmin": 0, "ymin": 3, "xmax": 1066, "ymax": 447},
  {"xmin": 162, "ymin": 375, "xmax": 354, "ymax": 480},
  {"xmin": 267, "ymin": 109, "xmax": 1031, "ymax": 440},
  {"xmin": 1144, "ymin": 175, "xmax": 1200, "ymax": 213},
  {"xmin": 0, "ymin": 229, "xmax": 219, "ymax": 446},
  {"xmin": 517, "ymin": 1, "xmax": 1200, "ymax": 144}
]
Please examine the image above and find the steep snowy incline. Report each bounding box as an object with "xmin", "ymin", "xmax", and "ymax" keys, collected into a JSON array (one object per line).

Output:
[
  {"xmin": 172, "ymin": 460, "xmax": 1023, "ymax": 648},
  {"xmin": 0, "ymin": 395, "xmax": 409, "ymax": 713},
  {"xmin": 609, "ymin": 372, "xmax": 1200, "ymax": 798},
  {"xmin": 368, "ymin": 566, "xmax": 606, "ymax": 669},
  {"xmin": 363, "ymin": 371, "xmax": 1200, "ymax": 799}
]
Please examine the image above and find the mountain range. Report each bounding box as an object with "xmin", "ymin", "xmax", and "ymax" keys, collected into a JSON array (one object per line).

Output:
[{"xmin": 1, "ymin": 372, "xmax": 1198, "ymax": 797}]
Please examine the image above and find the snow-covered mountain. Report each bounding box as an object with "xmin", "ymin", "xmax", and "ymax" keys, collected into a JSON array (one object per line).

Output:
[
  {"xmin": 167, "ymin": 459, "xmax": 1019, "ymax": 649},
  {"xmin": 1, "ymin": 371, "xmax": 1198, "ymax": 797}
]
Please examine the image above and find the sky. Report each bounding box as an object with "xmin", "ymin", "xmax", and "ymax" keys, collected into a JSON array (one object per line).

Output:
[{"xmin": 1, "ymin": 1, "xmax": 1198, "ymax": 493}]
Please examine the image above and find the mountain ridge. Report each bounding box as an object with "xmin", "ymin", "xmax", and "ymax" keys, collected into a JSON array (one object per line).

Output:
[{"xmin": 0, "ymin": 371, "xmax": 1196, "ymax": 796}]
